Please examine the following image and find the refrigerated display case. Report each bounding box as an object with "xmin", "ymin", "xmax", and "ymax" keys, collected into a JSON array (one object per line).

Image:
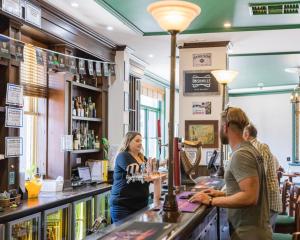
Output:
[
  {"xmin": 43, "ymin": 204, "xmax": 71, "ymax": 240},
  {"xmin": 93, "ymin": 191, "xmax": 111, "ymax": 226},
  {"xmin": 6, "ymin": 212, "xmax": 41, "ymax": 240},
  {"xmin": 72, "ymin": 197, "xmax": 93, "ymax": 240}
]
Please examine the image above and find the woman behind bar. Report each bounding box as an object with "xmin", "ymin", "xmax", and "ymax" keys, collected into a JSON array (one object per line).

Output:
[{"xmin": 109, "ymin": 131, "xmax": 150, "ymax": 223}]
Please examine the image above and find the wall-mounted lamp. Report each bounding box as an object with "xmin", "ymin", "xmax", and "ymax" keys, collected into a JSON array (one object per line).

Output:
[{"xmin": 211, "ymin": 70, "xmax": 238, "ymax": 177}]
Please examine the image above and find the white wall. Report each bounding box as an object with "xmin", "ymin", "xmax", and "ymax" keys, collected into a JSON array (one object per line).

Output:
[
  {"xmin": 229, "ymin": 93, "xmax": 292, "ymax": 170},
  {"xmin": 179, "ymin": 46, "xmax": 227, "ymax": 164},
  {"xmin": 108, "ymin": 50, "xmax": 130, "ymax": 170}
]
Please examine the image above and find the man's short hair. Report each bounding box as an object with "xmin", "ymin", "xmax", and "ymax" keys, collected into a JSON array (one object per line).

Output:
[
  {"xmin": 244, "ymin": 123, "xmax": 258, "ymax": 138},
  {"xmin": 221, "ymin": 107, "xmax": 249, "ymax": 134}
]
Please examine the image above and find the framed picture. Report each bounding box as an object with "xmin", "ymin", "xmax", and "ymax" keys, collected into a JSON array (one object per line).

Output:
[
  {"xmin": 5, "ymin": 137, "xmax": 23, "ymax": 157},
  {"xmin": 5, "ymin": 106, "xmax": 23, "ymax": 128},
  {"xmin": 185, "ymin": 120, "xmax": 218, "ymax": 148}
]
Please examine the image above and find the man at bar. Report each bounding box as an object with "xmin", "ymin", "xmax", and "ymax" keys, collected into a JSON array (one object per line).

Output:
[
  {"xmin": 243, "ymin": 123, "xmax": 282, "ymax": 231},
  {"xmin": 190, "ymin": 107, "xmax": 271, "ymax": 240}
]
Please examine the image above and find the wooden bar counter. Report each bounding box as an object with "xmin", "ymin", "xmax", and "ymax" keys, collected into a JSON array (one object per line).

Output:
[
  {"xmin": 87, "ymin": 177, "xmax": 228, "ymax": 240},
  {"xmin": 0, "ymin": 184, "xmax": 112, "ymax": 224}
]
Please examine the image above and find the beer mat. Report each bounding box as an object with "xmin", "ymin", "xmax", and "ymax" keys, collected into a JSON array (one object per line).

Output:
[
  {"xmin": 176, "ymin": 191, "xmax": 201, "ymax": 213},
  {"xmin": 101, "ymin": 221, "xmax": 175, "ymax": 240}
]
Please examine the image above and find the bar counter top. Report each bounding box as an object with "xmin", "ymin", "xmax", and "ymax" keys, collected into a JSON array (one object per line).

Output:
[
  {"xmin": 0, "ymin": 183, "xmax": 112, "ymax": 223},
  {"xmin": 88, "ymin": 177, "xmax": 225, "ymax": 240}
]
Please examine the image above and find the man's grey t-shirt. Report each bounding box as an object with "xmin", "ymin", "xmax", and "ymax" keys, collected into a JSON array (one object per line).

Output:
[{"xmin": 225, "ymin": 141, "xmax": 270, "ymax": 234}]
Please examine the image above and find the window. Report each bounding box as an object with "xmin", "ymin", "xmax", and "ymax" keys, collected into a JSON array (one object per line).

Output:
[
  {"xmin": 140, "ymin": 95, "xmax": 161, "ymax": 159},
  {"xmin": 20, "ymin": 43, "xmax": 47, "ymax": 178},
  {"xmin": 20, "ymin": 97, "xmax": 47, "ymax": 177}
]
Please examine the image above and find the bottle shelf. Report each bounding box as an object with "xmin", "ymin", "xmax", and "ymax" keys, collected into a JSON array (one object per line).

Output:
[
  {"xmin": 70, "ymin": 149, "xmax": 100, "ymax": 154},
  {"xmin": 72, "ymin": 116, "xmax": 102, "ymax": 122},
  {"xmin": 72, "ymin": 81, "xmax": 102, "ymax": 92}
]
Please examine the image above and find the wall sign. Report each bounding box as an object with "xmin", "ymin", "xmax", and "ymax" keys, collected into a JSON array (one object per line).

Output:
[
  {"xmin": 2, "ymin": 0, "xmax": 21, "ymax": 18},
  {"xmin": 6, "ymin": 83, "xmax": 24, "ymax": 106},
  {"xmin": 193, "ymin": 53, "xmax": 211, "ymax": 67},
  {"xmin": 183, "ymin": 71, "xmax": 219, "ymax": 96},
  {"xmin": 25, "ymin": 1, "xmax": 41, "ymax": 28},
  {"xmin": 5, "ymin": 106, "xmax": 23, "ymax": 128},
  {"xmin": 5, "ymin": 137, "xmax": 23, "ymax": 157}
]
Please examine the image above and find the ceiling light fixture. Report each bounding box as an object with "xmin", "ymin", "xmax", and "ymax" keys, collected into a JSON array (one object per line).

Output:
[
  {"xmin": 148, "ymin": 54, "xmax": 154, "ymax": 58},
  {"xmin": 106, "ymin": 26, "xmax": 114, "ymax": 31},
  {"xmin": 224, "ymin": 22, "xmax": 231, "ymax": 28},
  {"xmin": 71, "ymin": 2, "xmax": 79, "ymax": 8}
]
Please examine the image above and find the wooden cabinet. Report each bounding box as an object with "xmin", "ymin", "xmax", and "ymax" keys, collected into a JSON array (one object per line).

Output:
[
  {"xmin": 47, "ymin": 57, "xmax": 109, "ymax": 181},
  {"xmin": 0, "ymin": 17, "xmax": 22, "ymax": 192}
]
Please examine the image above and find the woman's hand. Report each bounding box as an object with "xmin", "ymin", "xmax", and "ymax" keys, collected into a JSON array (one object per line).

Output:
[{"xmin": 201, "ymin": 188, "xmax": 225, "ymax": 197}]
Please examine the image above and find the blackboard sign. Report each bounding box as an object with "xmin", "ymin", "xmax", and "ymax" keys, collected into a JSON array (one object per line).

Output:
[{"xmin": 184, "ymin": 71, "xmax": 219, "ymax": 96}]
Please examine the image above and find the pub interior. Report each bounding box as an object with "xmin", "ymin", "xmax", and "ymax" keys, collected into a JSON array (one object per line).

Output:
[{"xmin": 0, "ymin": 0, "xmax": 299, "ymax": 239}]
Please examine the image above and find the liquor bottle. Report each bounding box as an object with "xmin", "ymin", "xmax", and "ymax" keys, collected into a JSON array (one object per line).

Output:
[
  {"xmin": 95, "ymin": 136, "xmax": 100, "ymax": 149},
  {"xmin": 79, "ymin": 74, "xmax": 85, "ymax": 84},
  {"xmin": 73, "ymin": 129, "xmax": 79, "ymax": 150},
  {"xmin": 92, "ymin": 103, "xmax": 96, "ymax": 118},
  {"xmin": 82, "ymin": 97, "xmax": 87, "ymax": 117},
  {"xmin": 73, "ymin": 97, "xmax": 77, "ymax": 116},
  {"xmin": 75, "ymin": 97, "xmax": 79, "ymax": 116},
  {"xmin": 88, "ymin": 97, "xmax": 93, "ymax": 118},
  {"xmin": 91, "ymin": 130, "xmax": 95, "ymax": 149}
]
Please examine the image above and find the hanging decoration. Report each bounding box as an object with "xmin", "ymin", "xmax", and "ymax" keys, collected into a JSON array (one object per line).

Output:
[
  {"xmin": 96, "ymin": 62, "xmax": 102, "ymax": 77},
  {"xmin": 58, "ymin": 54, "xmax": 66, "ymax": 71},
  {"xmin": 88, "ymin": 60, "xmax": 94, "ymax": 76},
  {"xmin": 47, "ymin": 52, "xmax": 59, "ymax": 69},
  {"xmin": 103, "ymin": 63, "xmax": 109, "ymax": 77},
  {"xmin": 12, "ymin": 42, "xmax": 24, "ymax": 62},
  {"xmin": 0, "ymin": 34, "xmax": 116, "ymax": 76},
  {"xmin": 68, "ymin": 57, "xmax": 77, "ymax": 74},
  {"xmin": 0, "ymin": 38, "xmax": 11, "ymax": 59},
  {"xmin": 35, "ymin": 48, "xmax": 44, "ymax": 65}
]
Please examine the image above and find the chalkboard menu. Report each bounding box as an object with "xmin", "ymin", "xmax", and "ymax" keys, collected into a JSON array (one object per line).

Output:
[{"xmin": 184, "ymin": 71, "xmax": 219, "ymax": 96}]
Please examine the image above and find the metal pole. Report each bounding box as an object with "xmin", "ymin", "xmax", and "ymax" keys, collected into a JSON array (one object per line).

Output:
[
  {"xmin": 217, "ymin": 83, "xmax": 226, "ymax": 177},
  {"xmin": 168, "ymin": 31, "xmax": 176, "ymax": 195},
  {"xmin": 162, "ymin": 30, "xmax": 180, "ymax": 222}
]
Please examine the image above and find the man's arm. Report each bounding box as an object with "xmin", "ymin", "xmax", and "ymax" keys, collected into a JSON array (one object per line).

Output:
[{"xmin": 190, "ymin": 176, "xmax": 259, "ymax": 208}]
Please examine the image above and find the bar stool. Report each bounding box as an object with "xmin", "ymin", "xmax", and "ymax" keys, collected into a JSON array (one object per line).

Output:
[
  {"xmin": 275, "ymin": 183, "xmax": 300, "ymax": 234},
  {"xmin": 273, "ymin": 196, "xmax": 300, "ymax": 240}
]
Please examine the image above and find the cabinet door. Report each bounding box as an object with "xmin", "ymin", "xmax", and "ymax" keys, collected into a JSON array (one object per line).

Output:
[
  {"xmin": 7, "ymin": 212, "xmax": 41, "ymax": 240},
  {"xmin": 73, "ymin": 197, "xmax": 93, "ymax": 240},
  {"xmin": 94, "ymin": 191, "xmax": 111, "ymax": 226},
  {"xmin": 44, "ymin": 204, "xmax": 71, "ymax": 240}
]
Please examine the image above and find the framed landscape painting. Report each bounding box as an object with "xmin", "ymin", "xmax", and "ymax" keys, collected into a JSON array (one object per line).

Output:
[{"xmin": 185, "ymin": 120, "xmax": 218, "ymax": 148}]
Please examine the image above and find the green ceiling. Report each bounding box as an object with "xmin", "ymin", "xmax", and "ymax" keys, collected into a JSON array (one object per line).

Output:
[
  {"xmin": 96, "ymin": 0, "xmax": 300, "ymax": 35},
  {"xmin": 228, "ymin": 52, "xmax": 300, "ymax": 89}
]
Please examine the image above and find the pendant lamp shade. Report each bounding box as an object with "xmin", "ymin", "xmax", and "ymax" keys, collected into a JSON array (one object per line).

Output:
[
  {"xmin": 147, "ymin": 0, "xmax": 201, "ymax": 32},
  {"xmin": 211, "ymin": 70, "xmax": 238, "ymax": 84}
]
